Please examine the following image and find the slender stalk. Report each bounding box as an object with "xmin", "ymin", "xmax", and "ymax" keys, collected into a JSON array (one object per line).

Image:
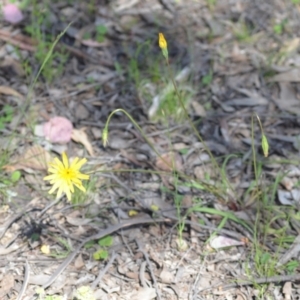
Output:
[{"xmin": 164, "ymin": 59, "xmax": 234, "ymax": 193}]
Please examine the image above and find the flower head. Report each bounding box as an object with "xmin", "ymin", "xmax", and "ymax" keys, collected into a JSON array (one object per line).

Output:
[
  {"xmin": 158, "ymin": 33, "xmax": 168, "ymax": 60},
  {"xmin": 44, "ymin": 152, "xmax": 89, "ymax": 201},
  {"xmin": 158, "ymin": 33, "xmax": 167, "ymax": 49}
]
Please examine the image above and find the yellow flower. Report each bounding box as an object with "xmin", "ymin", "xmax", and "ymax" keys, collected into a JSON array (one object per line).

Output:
[
  {"xmin": 158, "ymin": 33, "xmax": 167, "ymax": 49},
  {"xmin": 44, "ymin": 152, "xmax": 89, "ymax": 201}
]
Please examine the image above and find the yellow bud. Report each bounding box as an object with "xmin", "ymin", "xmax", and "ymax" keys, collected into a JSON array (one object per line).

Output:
[
  {"xmin": 150, "ymin": 204, "xmax": 159, "ymax": 211},
  {"xmin": 102, "ymin": 128, "xmax": 109, "ymax": 147},
  {"xmin": 261, "ymin": 134, "xmax": 269, "ymax": 157},
  {"xmin": 128, "ymin": 210, "xmax": 138, "ymax": 217},
  {"xmin": 158, "ymin": 33, "xmax": 167, "ymax": 50}
]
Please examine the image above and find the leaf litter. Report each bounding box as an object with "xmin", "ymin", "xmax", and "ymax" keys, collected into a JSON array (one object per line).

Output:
[{"xmin": 2, "ymin": 0, "xmax": 300, "ymax": 299}]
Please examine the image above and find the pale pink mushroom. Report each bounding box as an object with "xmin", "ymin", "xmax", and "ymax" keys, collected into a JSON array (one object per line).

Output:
[
  {"xmin": 43, "ymin": 117, "xmax": 73, "ymax": 144},
  {"xmin": 2, "ymin": 4, "xmax": 24, "ymax": 24}
]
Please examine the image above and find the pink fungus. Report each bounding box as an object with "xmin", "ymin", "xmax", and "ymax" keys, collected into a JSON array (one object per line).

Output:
[{"xmin": 43, "ymin": 117, "xmax": 73, "ymax": 144}]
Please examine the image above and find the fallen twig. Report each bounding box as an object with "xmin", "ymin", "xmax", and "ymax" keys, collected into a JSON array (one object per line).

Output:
[
  {"xmin": 136, "ymin": 240, "xmax": 162, "ymax": 300},
  {"xmin": 201, "ymin": 273, "xmax": 300, "ymax": 293},
  {"xmin": 42, "ymin": 216, "xmax": 170, "ymax": 289},
  {"xmin": 17, "ymin": 260, "xmax": 30, "ymax": 300},
  {"xmin": 91, "ymin": 251, "xmax": 118, "ymax": 290}
]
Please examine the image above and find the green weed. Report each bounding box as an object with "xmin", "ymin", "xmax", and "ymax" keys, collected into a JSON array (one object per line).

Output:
[
  {"xmin": 82, "ymin": 25, "xmax": 107, "ymax": 43},
  {"xmin": 205, "ymin": 0, "xmax": 217, "ymax": 10},
  {"xmin": 24, "ymin": 0, "xmax": 69, "ymax": 83},
  {"xmin": 100, "ymin": 32, "xmax": 300, "ymax": 299},
  {"xmin": 70, "ymin": 176, "xmax": 96, "ymax": 206},
  {"xmin": 96, "ymin": 24, "xmax": 107, "ymax": 42},
  {"xmin": 0, "ymin": 146, "xmax": 21, "ymax": 202},
  {"xmin": 201, "ymin": 69, "xmax": 213, "ymax": 86},
  {"xmin": 285, "ymin": 260, "xmax": 300, "ymax": 273},
  {"xmin": 240, "ymin": 116, "xmax": 300, "ymax": 296},
  {"xmin": 35, "ymin": 288, "xmax": 64, "ymax": 300},
  {"xmin": 233, "ymin": 21, "xmax": 253, "ymax": 42},
  {"xmin": 87, "ymin": 0, "xmax": 97, "ymax": 14},
  {"xmin": 0, "ymin": 105, "xmax": 13, "ymax": 129},
  {"xmin": 92, "ymin": 235, "xmax": 113, "ymax": 260},
  {"xmin": 161, "ymin": 183, "xmax": 187, "ymax": 248},
  {"xmin": 0, "ymin": 104, "xmax": 19, "ymax": 200},
  {"xmin": 127, "ymin": 41, "xmax": 161, "ymax": 86},
  {"xmin": 273, "ymin": 19, "xmax": 287, "ymax": 35},
  {"xmin": 49, "ymin": 237, "xmax": 72, "ymax": 259},
  {"xmin": 35, "ymin": 286, "xmax": 95, "ymax": 300},
  {"xmin": 154, "ymin": 84, "xmax": 194, "ymax": 121}
]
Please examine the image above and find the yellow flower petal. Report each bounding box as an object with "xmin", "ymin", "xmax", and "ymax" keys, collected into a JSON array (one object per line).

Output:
[
  {"xmin": 76, "ymin": 173, "xmax": 90, "ymax": 180},
  {"xmin": 70, "ymin": 157, "xmax": 79, "ymax": 168},
  {"xmin": 44, "ymin": 172, "xmax": 63, "ymax": 180},
  {"xmin": 56, "ymin": 186, "xmax": 64, "ymax": 199},
  {"xmin": 74, "ymin": 183, "xmax": 86, "ymax": 192},
  {"xmin": 62, "ymin": 152, "xmax": 69, "ymax": 168},
  {"xmin": 53, "ymin": 157, "xmax": 64, "ymax": 169},
  {"xmin": 48, "ymin": 182, "xmax": 60, "ymax": 195},
  {"xmin": 69, "ymin": 182, "xmax": 75, "ymax": 193},
  {"xmin": 65, "ymin": 188, "xmax": 72, "ymax": 201},
  {"xmin": 71, "ymin": 158, "xmax": 87, "ymax": 170},
  {"xmin": 47, "ymin": 167, "xmax": 59, "ymax": 174}
]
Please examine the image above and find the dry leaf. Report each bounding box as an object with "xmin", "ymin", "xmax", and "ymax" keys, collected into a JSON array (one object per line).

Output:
[
  {"xmin": 227, "ymin": 88, "xmax": 268, "ymax": 106},
  {"xmin": 292, "ymin": 189, "xmax": 300, "ymax": 203},
  {"xmin": 0, "ymin": 85, "xmax": 24, "ymax": 99},
  {"xmin": 155, "ymin": 152, "xmax": 183, "ymax": 172},
  {"xmin": 281, "ymin": 177, "xmax": 295, "ymax": 190},
  {"xmin": 131, "ymin": 287, "xmax": 156, "ymax": 300},
  {"xmin": 0, "ymin": 57, "xmax": 25, "ymax": 76},
  {"xmin": 66, "ymin": 216, "xmax": 92, "ymax": 226},
  {"xmin": 277, "ymin": 190, "xmax": 294, "ymax": 206},
  {"xmin": 191, "ymin": 100, "xmax": 206, "ymax": 117},
  {"xmin": 28, "ymin": 275, "xmax": 51, "ymax": 286},
  {"xmin": 80, "ymin": 39, "xmax": 108, "ymax": 47},
  {"xmin": 3, "ymin": 145, "xmax": 52, "ymax": 172},
  {"xmin": 0, "ymin": 273, "xmax": 14, "ymax": 295},
  {"xmin": 74, "ymin": 254, "xmax": 85, "ymax": 269},
  {"xmin": 272, "ymin": 82, "xmax": 300, "ymax": 115},
  {"xmin": 210, "ymin": 236, "xmax": 245, "ymax": 249},
  {"xmin": 109, "ymin": 136, "xmax": 131, "ymax": 149},
  {"xmin": 280, "ymin": 38, "xmax": 300, "ymax": 56},
  {"xmin": 283, "ymin": 282, "xmax": 292, "ymax": 300},
  {"xmin": 159, "ymin": 265, "xmax": 174, "ymax": 284},
  {"xmin": 176, "ymin": 238, "xmax": 188, "ymax": 251},
  {"xmin": 268, "ymin": 69, "xmax": 300, "ymax": 82},
  {"xmin": 71, "ymin": 128, "xmax": 95, "ymax": 156}
]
